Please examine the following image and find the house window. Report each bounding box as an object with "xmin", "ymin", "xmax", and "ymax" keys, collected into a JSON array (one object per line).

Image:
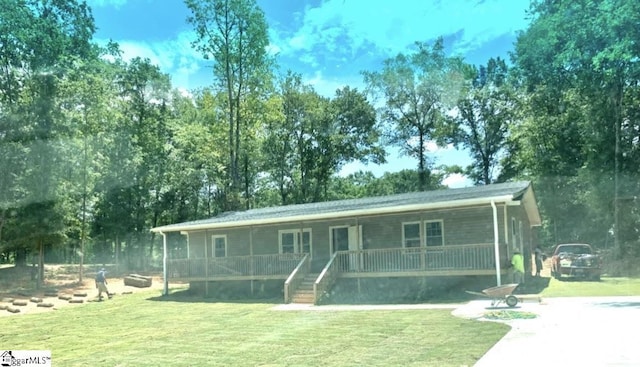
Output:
[
  {"xmin": 511, "ymin": 217, "xmax": 517, "ymax": 237},
  {"xmin": 330, "ymin": 226, "xmax": 349, "ymax": 253},
  {"xmin": 279, "ymin": 229, "xmax": 312, "ymax": 255},
  {"xmin": 402, "ymin": 222, "xmax": 421, "ymax": 248},
  {"xmin": 210, "ymin": 235, "xmax": 226, "ymax": 257},
  {"xmin": 425, "ymin": 220, "xmax": 443, "ymax": 247}
]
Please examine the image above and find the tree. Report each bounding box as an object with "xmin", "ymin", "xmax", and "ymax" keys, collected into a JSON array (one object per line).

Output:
[
  {"xmin": 58, "ymin": 51, "xmax": 118, "ymax": 281},
  {"xmin": 263, "ymin": 72, "xmax": 385, "ymax": 204},
  {"xmin": 0, "ymin": 0, "xmax": 96, "ymax": 286},
  {"xmin": 513, "ymin": 0, "xmax": 640, "ymax": 258},
  {"xmin": 451, "ymin": 58, "xmax": 517, "ymax": 185},
  {"xmin": 363, "ymin": 38, "xmax": 465, "ymax": 191},
  {"xmin": 93, "ymin": 56, "xmax": 172, "ymax": 269},
  {"xmin": 185, "ymin": 0, "xmax": 272, "ymax": 210}
]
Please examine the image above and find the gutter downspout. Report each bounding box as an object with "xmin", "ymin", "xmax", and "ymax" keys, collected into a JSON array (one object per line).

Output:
[
  {"xmin": 161, "ymin": 231, "xmax": 168, "ymax": 296},
  {"xmin": 491, "ymin": 200, "xmax": 501, "ymax": 286}
]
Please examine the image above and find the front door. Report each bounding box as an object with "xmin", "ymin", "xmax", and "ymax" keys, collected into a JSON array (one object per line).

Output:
[{"xmin": 331, "ymin": 226, "xmax": 362, "ymax": 270}]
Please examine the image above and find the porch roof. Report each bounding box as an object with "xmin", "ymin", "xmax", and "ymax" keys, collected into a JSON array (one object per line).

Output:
[{"xmin": 151, "ymin": 181, "xmax": 541, "ymax": 233}]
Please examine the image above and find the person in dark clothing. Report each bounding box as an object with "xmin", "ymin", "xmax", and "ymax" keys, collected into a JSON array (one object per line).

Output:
[
  {"xmin": 95, "ymin": 268, "xmax": 112, "ymax": 301},
  {"xmin": 534, "ymin": 246, "xmax": 544, "ymax": 277}
]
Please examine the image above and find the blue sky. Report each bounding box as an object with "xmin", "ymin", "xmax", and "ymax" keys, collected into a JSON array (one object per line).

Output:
[{"xmin": 87, "ymin": 0, "xmax": 532, "ymax": 186}]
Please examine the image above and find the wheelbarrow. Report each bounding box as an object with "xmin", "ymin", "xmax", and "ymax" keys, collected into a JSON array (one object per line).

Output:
[{"xmin": 466, "ymin": 283, "xmax": 520, "ymax": 307}]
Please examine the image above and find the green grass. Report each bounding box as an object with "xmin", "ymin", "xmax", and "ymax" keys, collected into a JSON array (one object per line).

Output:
[
  {"xmin": 0, "ymin": 290, "xmax": 509, "ymax": 367},
  {"xmin": 541, "ymin": 277, "xmax": 640, "ymax": 297}
]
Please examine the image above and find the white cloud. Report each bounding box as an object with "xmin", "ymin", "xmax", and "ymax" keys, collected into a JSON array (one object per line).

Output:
[
  {"xmin": 86, "ymin": 0, "xmax": 129, "ymax": 9},
  {"xmin": 98, "ymin": 30, "xmax": 203, "ymax": 90},
  {"xmin": 442, "ymin": 173, "xmax": 472, "ymax": 188},
  {"xmin": 272, "ymin": 0, "xmax": 530, "ymax": 65},
  {"xmin": 304, "ymin": 71, "xmax": 362, "ymax": 98}
]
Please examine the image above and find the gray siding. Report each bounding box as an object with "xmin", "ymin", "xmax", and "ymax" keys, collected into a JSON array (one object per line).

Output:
[{"xmin": 178, "ymin": 204, "xmax": 527, "ymax": 259}]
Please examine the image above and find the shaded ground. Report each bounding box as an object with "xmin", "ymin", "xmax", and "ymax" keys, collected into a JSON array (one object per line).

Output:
[{"xmin": 0, "ymin": 265, "xmax": 163, "ymax": 317}]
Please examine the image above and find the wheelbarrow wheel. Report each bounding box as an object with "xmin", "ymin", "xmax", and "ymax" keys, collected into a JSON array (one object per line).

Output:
[{"xmin": 506, "ymin": 295, "xmax": 518, "ymax": 307}]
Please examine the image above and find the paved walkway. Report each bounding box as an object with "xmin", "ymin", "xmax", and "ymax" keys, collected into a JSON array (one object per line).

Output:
[
  {"xmin": 272, "ymin": 302, "xmax": 459, "ymax": 311},
  {"xmin": 274, "ymin": 296, "xmax": 640, "ymax": 366},
  {"xmin": 456, "ymin": 296, "xmax": 640, "ymax": 367}
]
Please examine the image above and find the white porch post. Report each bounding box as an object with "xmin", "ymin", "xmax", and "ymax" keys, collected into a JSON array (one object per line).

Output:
[
  {"xmin": 161, "ymin": 231, "xmax": 168, "ymax": 296},
  {"xmin": 491, "ymin": 200, "xmax": 501, "ymax": 286}
]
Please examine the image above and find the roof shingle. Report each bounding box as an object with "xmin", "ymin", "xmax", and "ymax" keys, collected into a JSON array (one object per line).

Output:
[{"xmin": 152, "ymin": 181, "xmax": 533, "ymax": 232}]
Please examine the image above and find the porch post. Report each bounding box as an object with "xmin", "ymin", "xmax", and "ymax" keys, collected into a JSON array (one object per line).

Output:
[
  {"xmin": 205, "ymin": 229, "xmax": 209, "ymax": 297},
  {"xmin": 250, "ymin": 226, "xmax": 254, "ymax": 295},
  {"xmin": 161, "ymin": 231, "xmax": 168, "ymax": 296},
  {"xmin": 491, "ymin": 200, "xmax": 502, "ymax": 286}
]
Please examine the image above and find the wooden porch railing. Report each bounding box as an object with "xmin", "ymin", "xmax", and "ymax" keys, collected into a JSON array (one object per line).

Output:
[
  {"xmin": 313, "ymin": 251, "xmax": 341, "ymax": 305},
  {"xmin": 167, "ymin": 253, "xmax": 306, "ymax": 279},
  {"xmin": 284, "ymin": 254, "xmax": 311, "ymax": 303},
  {"xmin": 334, "ymin": 244, "xmax": 496, "ymax": 274}
]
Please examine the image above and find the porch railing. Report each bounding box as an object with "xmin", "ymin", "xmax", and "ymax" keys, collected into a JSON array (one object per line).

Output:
[
  {"xmin": 313, "ymin": 251, "xmax": 341, "ymax": 304},
  {"xmin": 167, "ymin": 253, "xmax": 306, "ymax": 279},
  {"xmin": 334, "ymin": 244, "xmax": 495, "ymax": 274},
  {"xmin": 284, "ymin": 254, "xmax": 311, "ymax": 303},
  {"xmin": 167, "ymin": 244, "xmax": 498, "ymax": 281}
]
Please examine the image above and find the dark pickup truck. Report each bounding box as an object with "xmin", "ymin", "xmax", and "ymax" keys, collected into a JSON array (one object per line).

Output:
[{"xmin": 550, "ymin": 243, "xmax": 601, "ymax": 281}]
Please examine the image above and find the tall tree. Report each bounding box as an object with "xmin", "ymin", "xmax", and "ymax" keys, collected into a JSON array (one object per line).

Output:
[
  {"xmin": 185, "ymin": 0, "xmax": 271, "ymax": 210},
  {"xmin": 94, "ymin": 56, "xmax": 171, "ymax": 269},
  {"xmin": 58, "ymin": 51, "xmax": 117, "ymax": 281},
  {"xmin": 0, "ymin": 0, "xmax": 96, "ymax": 285},
  {"xmin": 263, "ymin": 73, "xmax": 385, "ymax": 204},
  {"xmin": 514, "ymin": 0, "xmax": 640, "ymax": 258},
  {"xmin": 451, "ymin": 58, "xmax": 517, "ymax": 185},
  {"xmin": 363, "ymin": 38, "xmax": 465, "ymax": 190}
]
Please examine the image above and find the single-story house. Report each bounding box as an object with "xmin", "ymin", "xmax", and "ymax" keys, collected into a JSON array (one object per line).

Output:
[{"xmin": 151, "ymin": 181, "xmax": 541, "ymax": 304}]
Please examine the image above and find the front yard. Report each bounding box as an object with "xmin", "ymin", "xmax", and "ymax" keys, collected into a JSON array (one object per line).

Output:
[{"xmin": 0, "ymin": 290, "xmax": 508, "ymax": 367}]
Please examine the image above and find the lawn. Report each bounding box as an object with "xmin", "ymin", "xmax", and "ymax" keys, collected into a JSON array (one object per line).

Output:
[
  {"xmin": 541, "ymin": 276, "xmax": 640, "ymax": 297},
  {"xmin": 0, "ymin": 290, "xmax": 508, "ymax": 367}
]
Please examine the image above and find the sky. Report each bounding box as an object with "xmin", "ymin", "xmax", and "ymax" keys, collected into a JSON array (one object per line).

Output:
[{"xmin": 87, "ymin": 0, "xmax": 533, "ymax": 187}]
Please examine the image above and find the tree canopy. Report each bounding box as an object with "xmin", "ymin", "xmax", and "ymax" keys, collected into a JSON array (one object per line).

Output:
[{"xmin": 0, "ymin": 0, "xmax": 639, "ymax": 277}]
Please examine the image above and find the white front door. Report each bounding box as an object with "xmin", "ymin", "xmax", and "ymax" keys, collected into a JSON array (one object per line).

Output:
[
  {"xmin": 331, "ymin": 226, "xmax": 362, "ymax": 270},
  {"xmin": 347, "ymin": 226, "xmax": 362, "ymax": 271}
]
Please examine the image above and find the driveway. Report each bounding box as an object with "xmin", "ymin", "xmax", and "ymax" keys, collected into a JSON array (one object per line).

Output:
[{"xmin": 454, "ymin": 296, "xmax": 640, "ymax": 367}]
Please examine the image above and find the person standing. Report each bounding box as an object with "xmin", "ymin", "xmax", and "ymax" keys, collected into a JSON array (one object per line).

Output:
[
  {"xmin": 511, "ymin": 249, "xmax": 525, "ymax": 284},
  {"xmin": 95, "ymin": 268, "xmax": 112, "ymax": 301},
  {"xmin": 534, "ymin": 246, "xmax": 544, "ymax": 277}
]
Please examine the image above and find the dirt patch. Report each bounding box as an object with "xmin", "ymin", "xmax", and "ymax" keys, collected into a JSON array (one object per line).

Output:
[{"xmin": 0, "ymin": 265, "xmax": 164, "ymax": 317}]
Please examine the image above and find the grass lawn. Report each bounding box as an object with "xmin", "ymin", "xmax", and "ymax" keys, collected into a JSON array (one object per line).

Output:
[
  {"xmin": 541, "ymin": 277, "xmax": 640, "ymax": 297},
  {"xmin": 0, "ymin": 290, "xmax": 508, "ymax": 367}
]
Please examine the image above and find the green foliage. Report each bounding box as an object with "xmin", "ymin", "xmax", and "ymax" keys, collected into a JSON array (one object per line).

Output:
[
  {"xmin": 363, "ymin": 38, "xmax": 466, "ymax": 190},
  {"xmin": 185, "ymin": 0, "xmax": 272, "ymax": 210},
  {"xmin": 262, "ymin": 72, "xmax": 386, "ymax": 205},
  {"xmin": 513, "ymin": 0, "xmax": 640, "ymax": 255},
  {"xmin": 2, "ymin": 0, "xmax": 638, "ymax": 278},
  {"xmin": 450, "ymin": 58, "xmax": 518, "ymax": 185}
]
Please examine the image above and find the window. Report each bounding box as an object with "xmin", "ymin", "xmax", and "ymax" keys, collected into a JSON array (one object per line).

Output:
[
  {"xmin": 330, "ymin": 226, "xmax": 349, "ymax": 253},
  {"xmin": 402, "ymin": 222, "xmax": 421, "ymax": 248},
  {"xmin": 210, "ymin": 235, "xmax": 226, "ymax": 257},
  {"xmin": 425, "ymin": 221, "xmax": 443, "ymax": 247},
  {"xmin": 279, "ymin": 229, "xmax": 312, "ymax": 255},
  {"xmin": 402, "ymin": 220, "xmax": 444, "ymax": 247}
]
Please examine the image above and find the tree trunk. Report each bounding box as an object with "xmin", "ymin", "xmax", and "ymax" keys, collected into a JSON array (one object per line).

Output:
[
  {"xmin": 418, "ymin": 131, "xmax": 426, "ymax": 191},
  {"xmin": 38, "ymin": 240, "xmax": 44, "ymax": 289}
]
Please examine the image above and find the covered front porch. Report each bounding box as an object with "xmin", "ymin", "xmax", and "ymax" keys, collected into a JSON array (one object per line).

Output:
[{"xmin": 164, "ymin": 243, "xmax": 508, "ymax": 303}]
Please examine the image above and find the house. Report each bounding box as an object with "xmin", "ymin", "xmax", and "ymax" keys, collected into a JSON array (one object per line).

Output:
[{"xmin": 151, "ymin": 181, "xmax": 541, "ymax": 303}]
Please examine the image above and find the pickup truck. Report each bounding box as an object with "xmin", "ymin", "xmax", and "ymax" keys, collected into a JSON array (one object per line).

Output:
[{"xmin": 550, "ymin": 243, "xmax": 601, "ymax": 281}]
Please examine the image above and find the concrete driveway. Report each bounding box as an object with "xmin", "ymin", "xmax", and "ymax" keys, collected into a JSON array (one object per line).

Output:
[{"xmin": 453, "ymin": 296, "xmax": 640, "ymax": 367}]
